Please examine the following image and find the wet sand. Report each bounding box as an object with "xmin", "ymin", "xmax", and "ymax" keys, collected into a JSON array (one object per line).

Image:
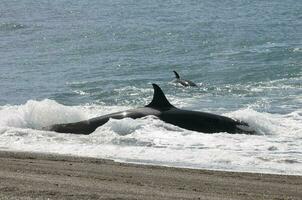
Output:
[{"xmin": 0, "ymin": 151, "xmax": 301, "ymax": 200}]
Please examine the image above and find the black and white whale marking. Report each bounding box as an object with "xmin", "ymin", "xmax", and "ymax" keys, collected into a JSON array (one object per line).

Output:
[
  {"xmin": 172, "ymin": 70, "xmax": 197, "ymax": 87},
  {"xmin": 45, "ymin": 84, "xmax": 254, "ymax": 135}
]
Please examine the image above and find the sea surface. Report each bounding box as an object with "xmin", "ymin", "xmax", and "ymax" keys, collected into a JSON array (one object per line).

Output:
[{"xmin": 0, "ymin": 0, "xmax": 302, "ymax": 175}]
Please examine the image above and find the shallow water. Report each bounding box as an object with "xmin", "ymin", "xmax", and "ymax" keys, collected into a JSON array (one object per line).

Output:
[{"xmin": 0, "ymin": 0, "xmax": 301, "ymax": 175}]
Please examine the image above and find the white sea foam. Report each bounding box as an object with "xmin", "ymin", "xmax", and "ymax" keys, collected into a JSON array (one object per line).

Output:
[
  {"xmin": 0, "ymin": 100, "xmax": 301, "ymax": 175},
  {"xmin": 0, "ymin": 99, "xmax": 87, "ymax": 129}
]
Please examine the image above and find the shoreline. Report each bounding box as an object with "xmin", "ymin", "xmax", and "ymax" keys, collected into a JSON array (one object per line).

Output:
[{"xmin": 0, "ymin": 151, "xmax": 301, "ymax": 200}]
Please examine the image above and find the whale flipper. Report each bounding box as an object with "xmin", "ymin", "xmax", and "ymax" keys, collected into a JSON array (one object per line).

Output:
[{"xmin": 146, "ymin": 84, "xmax": 175, "ymax": 110}]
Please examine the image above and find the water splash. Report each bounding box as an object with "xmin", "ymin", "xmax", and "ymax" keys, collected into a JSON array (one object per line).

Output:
[{"xmin": 0, "ymin": 100, "xmax": 301, "ymax": 175}]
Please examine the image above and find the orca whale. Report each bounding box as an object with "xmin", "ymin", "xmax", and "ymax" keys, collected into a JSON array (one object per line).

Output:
[
  {"xmin": 172, "ymin": 70, "xmax": 197, "ymax": 87},
  {"xmin": 45, "ymin": 84, "xmax": 254, "ymax": 135}
]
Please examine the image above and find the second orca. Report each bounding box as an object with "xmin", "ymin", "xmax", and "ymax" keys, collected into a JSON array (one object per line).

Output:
[{"xmin": 172, "ymin": 70, "xmax": 197, "ymax": 87}]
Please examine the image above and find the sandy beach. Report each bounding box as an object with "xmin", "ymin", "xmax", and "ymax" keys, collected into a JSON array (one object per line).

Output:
[{"xmin": 0, "ymin": 151, "xmax": 300, "ymax": 200}]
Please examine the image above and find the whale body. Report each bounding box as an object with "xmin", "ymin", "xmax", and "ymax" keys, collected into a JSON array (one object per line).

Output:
[
  {"xmin": 172, "ymin": 71, "xmax": 197, "ymax": 87},
  {"xmin": 45, "ymin": 84, "xmax": 254, "ymax": 135}
]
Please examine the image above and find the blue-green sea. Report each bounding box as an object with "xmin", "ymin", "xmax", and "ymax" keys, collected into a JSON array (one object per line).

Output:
[{"xmin": 0, "ymin": 0, "xmax": 301, "ymax": 175}]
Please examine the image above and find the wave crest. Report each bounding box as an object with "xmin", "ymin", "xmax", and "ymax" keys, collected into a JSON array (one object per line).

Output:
[{"xmin": 0, "ymin": 99, "xmax": 87, "ymax": 129}]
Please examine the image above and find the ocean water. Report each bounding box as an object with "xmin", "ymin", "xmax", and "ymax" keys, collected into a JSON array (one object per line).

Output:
[{"xmin": 0, "ymin": 0, "xmax": 302, "ymax": 175}]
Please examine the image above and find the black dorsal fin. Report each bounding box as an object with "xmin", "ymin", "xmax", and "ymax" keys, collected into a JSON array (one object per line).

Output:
[
  {"xmin": 173, "ymin": 70, "xmax": 180, "ymax": 79},
  {"xmin": 146, "ymin": 84, "xmax": 175, "ymax": 109}
]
